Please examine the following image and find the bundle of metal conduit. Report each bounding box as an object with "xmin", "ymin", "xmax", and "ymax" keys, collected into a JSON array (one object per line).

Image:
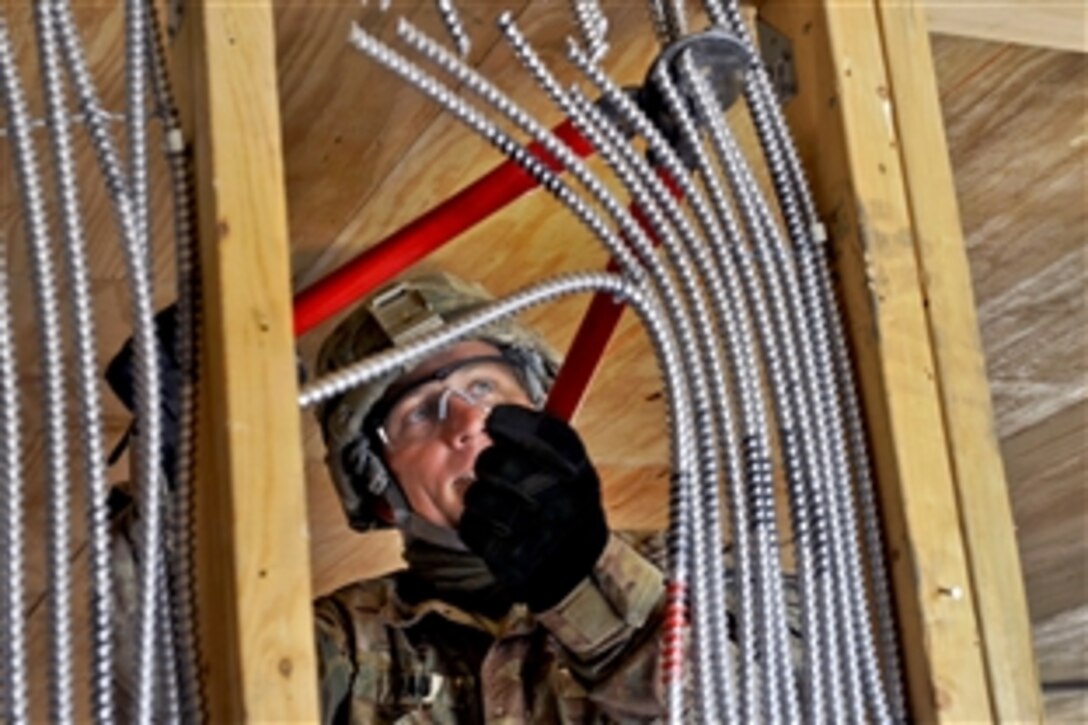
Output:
[
  {"xmin": 303, "ymin": 1, "xmax": 908, "ymax": 722},
  {"xmin": 0, "ymin": 0, "xmax": 201, "ymax": 722},
  {"xmin": 0, "ymin": 0, "xmax": 908, "ymax": 723}
]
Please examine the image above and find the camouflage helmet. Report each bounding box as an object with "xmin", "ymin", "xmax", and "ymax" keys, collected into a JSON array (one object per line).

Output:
[{"xmin": 314, "ymin": 272, "xmax": 561, "ymax": 532}]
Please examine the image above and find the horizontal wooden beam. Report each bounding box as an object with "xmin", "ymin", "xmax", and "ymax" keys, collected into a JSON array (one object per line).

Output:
[{"xmin": 922, "ymin": 0, "xmax": 1086, "ymax": 53}]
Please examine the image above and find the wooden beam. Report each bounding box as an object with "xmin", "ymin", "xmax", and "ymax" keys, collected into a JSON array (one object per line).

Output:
[
  {"xmin": 758, "ymin": 0, "xmax": 996, "ymax": 720},
  {"xmin": 873, "ymin": 3, "xmax": 1045, "ymax": 720},
  {"xmin": 177, "ymin": 1, "xmax": 319, "ymax": 720},
  {"xmin": 922, "ymin": 0, "xmax": 1087, "ymax": 53}
]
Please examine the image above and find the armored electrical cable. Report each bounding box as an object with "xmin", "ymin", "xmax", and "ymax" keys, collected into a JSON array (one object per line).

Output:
[
  {"xmin": 569, "ymin": 0, "xmax": 609, "ymax": 64},
  {"xmin": 680, "ymin": 50, "xmax": 834, "ymax": 724},
  {"xmin": 654, "ymin": 56, "xmax": 801, "ymax": 724},
  {"xmin": 704, "ymin": 1, "xmax": 903, "ymax": 719},
  {"xmin": 561, "ymin": 77, "xmax": 757, "ymax": 722},
  {"xmin": 561, "ymin": 82, "xmax": 738, "ymax": 725},
  {"xmin": 0, "ymin": 229, "xmax": 29, "ymax": 725},
  {"xmin": 52, "ymin": 0, "xmax": 134, "ymax": 204},
  {"xmin": 678, "ymin": 40, "xmax": 839, "ymax": 718},
  {"xmin": 0, "ymin": 14, "xmax": 76, "ymax": 723},
  {"xmin": 33, "ymin": 1, "xmax": 116, "ymax": 721},
  {"xmin": 646, "ymin": 0, "xmax": 688, "ymax": 45},
  {"xmin": 126, "ymin": 0, "xmax": 151, "ymax": 244},
  {"xmin": 434, "ymin": 0, "xmax": 471, "ymax": 57},
  {"xmin": 700, "ymin": 7, "xmax": 837, "ymax": 719},
  {"xmin": 53, "ymin": 2, "xmax": 168, "ymax": 721},
  {"xmin": 720, "ymin": 3, "xmax": 897, "ymax": 719},
  {"xmin": 564, "ymin": 41, "xmax": 768, "ymax": 719},
  {"xmin": 349, "ymin": 25, "xmax": 644, "ymax": 281},
  {"xmin": 154, "ymin": 508, "xmax": 182, "ymax": 724},
  {"xmin": 385, "ymin": 18, "xmax": 721, "ymax": 719},
  {"xmin": 644, "ymin": 0, "xmax": 676, "ymax": 46},
  {"xmin": 145, "ymin": 0, "xmax": 205, "ymax": 716},
  {"xmin": 832, "ymin": 296, "xmax": 905, "ymax": 723}
]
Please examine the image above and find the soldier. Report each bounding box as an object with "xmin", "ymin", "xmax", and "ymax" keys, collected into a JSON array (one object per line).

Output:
[
  {"xmin": 105, "ymin": 274, "xmax": 800, "ymax": 721},
  {"xmin": 312, "ymin": 272, "xmax": 670, "ymax": 723}
]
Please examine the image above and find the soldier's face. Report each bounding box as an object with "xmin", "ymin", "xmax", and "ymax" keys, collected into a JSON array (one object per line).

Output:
[{"xmin": 382, "ymin": 340, "xmax": 533, "ymax": 529}]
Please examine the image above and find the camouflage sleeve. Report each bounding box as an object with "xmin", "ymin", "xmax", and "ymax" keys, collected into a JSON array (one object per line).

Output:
[
  {"xmin": 535, "ymin": 533, "xmax": 667, "ymax": 715},
  {"xmin": 110, "ymin": 505, "xmax": 141, "ymax": 720},
  {"xmin": 313, "ymin": 596, "xmax": 358, "ymax": 725}
]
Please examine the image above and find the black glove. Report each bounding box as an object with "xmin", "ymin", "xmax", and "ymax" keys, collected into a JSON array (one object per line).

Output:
[{"xmin": 458, "ymin": 405, "xmax": 608, "ymax": 611}]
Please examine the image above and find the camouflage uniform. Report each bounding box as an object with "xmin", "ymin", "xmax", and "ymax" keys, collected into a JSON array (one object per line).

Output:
[{"xmin": 315, "ymin": 531, "xmax": 670, "ymax": 724}]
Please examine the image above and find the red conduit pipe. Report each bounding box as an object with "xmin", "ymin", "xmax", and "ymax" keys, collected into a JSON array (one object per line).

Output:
[
  {"xmin": 544, "ymin": 259, "xmax": 625, "ymax": 420},
  {"xmin": 293, "ymin": 118, "xmax": 593, "ymax": 337}
]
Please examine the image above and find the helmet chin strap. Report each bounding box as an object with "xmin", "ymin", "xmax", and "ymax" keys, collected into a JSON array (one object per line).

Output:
[{"xmin": 382, "ymin": 473, "xmax": 471, "ymax": 552}]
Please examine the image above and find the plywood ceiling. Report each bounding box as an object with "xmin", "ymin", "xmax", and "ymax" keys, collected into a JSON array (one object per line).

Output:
[{"xmin": 1, "ymin": 1, "xmax": 1084, "ymax": 720}]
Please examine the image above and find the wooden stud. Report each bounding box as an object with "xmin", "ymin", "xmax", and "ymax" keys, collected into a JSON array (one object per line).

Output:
[
  {"xmin": 872, "ymin": 2, "xmax": 1044, "ymax": 720},
  {"xmin": 176, "ymin": 1, "xmax": 319, "ymax": 720},
  {"xmin": 922, "ymin": 0, "xmax": 1086, "ymax": 54},
  {"xmin": 758, "ymin": 0, "xmax": 996, "ymax": 720}
]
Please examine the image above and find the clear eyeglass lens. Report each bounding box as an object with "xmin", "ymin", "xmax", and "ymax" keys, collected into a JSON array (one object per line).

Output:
[{"xmin": 380, "ymin": 360, "xmax": 524, "ymax": 448}]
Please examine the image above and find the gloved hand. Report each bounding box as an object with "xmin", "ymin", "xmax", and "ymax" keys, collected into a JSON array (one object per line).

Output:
[{"xmin": 458, "ymin": 405, "xmax": 608, "ymax": 612}]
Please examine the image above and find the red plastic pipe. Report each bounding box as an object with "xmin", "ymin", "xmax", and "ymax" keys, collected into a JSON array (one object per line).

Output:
[
  {"xmin": 293, "ymin": 118, "xmax": 593, "ymax": 336},
  {"xmin": 545, "ymin": 259, "xmax": 625, "ymax": 421}
]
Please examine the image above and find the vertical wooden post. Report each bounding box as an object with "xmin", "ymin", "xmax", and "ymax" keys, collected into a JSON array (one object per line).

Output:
[
  {"xmin": 759, "ymin": 0, "xmax": 1041, "ymax": 721},
  {"xmin": 176, "ymin": 1, "xmax": 319, "ymax": 720},
  {"xmin": 871, "ymin": 3, "xmax": 1044, "ymax": 720}
]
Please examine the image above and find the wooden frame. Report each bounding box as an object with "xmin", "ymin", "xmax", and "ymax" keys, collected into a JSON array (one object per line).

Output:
[
  {"xmin": 176, "ymin": 0, "xmax": 1040, "ymax": 721},
  {"xmin": 761, "ymin": 0, "xmax": 1042, "ymax": 720}
]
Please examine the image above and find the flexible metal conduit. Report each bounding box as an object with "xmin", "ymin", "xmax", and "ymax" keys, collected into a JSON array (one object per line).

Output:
[
  {"xmin": 705, "ymin": 1, "xmax": 902, "ymax": 720},
  {"xmin": 33, "ymin": 2, "xmax": 115, "ymax": 721},
  {"xmin": 563, "ymin": 46, "xmax": 762, "ymax": 720},
  {"xmin": 0, "ymin": 230, "xmax": 29, "ymax": 725},
  {"xmin": 569, "ymin": 33, "xmax": 801, "ymax": 724},
  {"xmin": 0, "ymin": 14, "xmax": 76, "ymax": 724},
  {"xmin": 680, "ymin": 50, "xmax": 832, "ymax": 724},
  {"xmin": 562, "ymin": 83, "xmax": 745, "ymax": 721},
  {"xmin": 0, "ymin": 231, "xmax": 29, "ymax": 724},
  {"xmin": 708, "ymin": 0, "xmax": 904, "ymax": 720},
  {"xmin": 121, "ymin": 2, "xmax": 166, "ymax": 718},
  {"xmin": 569, "ymin": 0, "xmax": 609, "ymax": 64},
  {"xmin": 1, "ymin": 0, "xmax": 173, "ymax": 721},
  {"xmin": 555, "ymin": 60, "xmax": 752, "ymax": 723},
  {"xmin": 146, "ymin": 0, "xmax": 205, "ymax": 715},
  {"xmin": 654, "ymin": 58, "xmax": 798, "ymax": 724}
]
